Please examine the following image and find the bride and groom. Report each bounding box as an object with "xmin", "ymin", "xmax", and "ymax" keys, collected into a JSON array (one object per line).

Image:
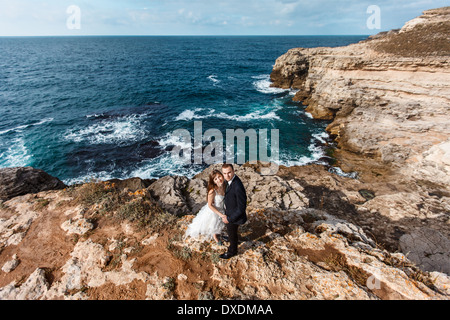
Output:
[{"xmin": 185, "ymin": 164, "xmax": 247, "ymax": 259}]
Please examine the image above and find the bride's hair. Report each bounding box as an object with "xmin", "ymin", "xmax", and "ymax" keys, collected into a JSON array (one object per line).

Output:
[{"xmin": 206, "ymin": 170, "xmax": 225, "ymax": 201}]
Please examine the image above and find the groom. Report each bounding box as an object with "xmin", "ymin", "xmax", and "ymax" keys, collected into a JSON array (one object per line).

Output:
[{"xmin": 220, "ymin": 164, "xmax": 247, "ymax": 259}]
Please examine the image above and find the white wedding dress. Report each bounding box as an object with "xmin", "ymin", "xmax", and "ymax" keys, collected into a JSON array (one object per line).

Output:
[{"xmin": 185, "ymin": 193, "xmax": 225, "ymax": 241}]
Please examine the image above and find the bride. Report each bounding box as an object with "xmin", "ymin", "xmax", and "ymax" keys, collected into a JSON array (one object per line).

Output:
[{"xmin": 185, "ymin": 170, "xmax": 227, "ymax": 244}]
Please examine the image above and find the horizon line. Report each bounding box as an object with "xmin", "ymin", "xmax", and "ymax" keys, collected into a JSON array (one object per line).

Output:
[{"xmin": 0, "ymin": 34, "xmax": 371, "ymax": 38}]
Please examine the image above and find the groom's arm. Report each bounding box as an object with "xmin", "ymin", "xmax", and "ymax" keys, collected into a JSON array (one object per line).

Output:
[{"xmin": 227, "ymin": 180, "xmax": 247, "ymax": 224}]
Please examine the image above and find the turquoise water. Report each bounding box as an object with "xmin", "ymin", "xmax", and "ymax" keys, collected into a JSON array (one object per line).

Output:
[{"xmin": 0, "ymin": 36, "xmax": 367, "ymax": 185}]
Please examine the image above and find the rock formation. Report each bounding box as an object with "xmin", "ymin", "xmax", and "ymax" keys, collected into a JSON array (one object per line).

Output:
[
  {"xmin": 0, "ymin": 167, "xmax": 66, "ymax": 201},
  {"xmin": 271, "ymin": 7, "xmax": 450, "ymax": 187},
  {"xmin": 1, "ymin": 7, "xmax": 449, "ymax": 301},
  {"xmin": 0, "ymin": 163, "xmax": 449, "ymax": 300},
  {"xmin": 270, "ymin": 7, "xmax": 450, "ymax": 275}
]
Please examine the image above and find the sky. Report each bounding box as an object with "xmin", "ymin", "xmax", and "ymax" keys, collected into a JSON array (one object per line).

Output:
[{"xmin": 0, "ymin": 0, "xmax": 447, "ymax": 36}]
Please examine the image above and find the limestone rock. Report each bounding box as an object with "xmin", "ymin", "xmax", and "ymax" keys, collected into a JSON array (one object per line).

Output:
[
  {"xmin": 0, "ymin": 194, "xmax": 41, "ymax": 248},
  {"xmin": 1, "ymin": 254, "xmax": 20, "ymax": 273},
  {"xmin": 430, "ymin": 271, "xmax": 450, "ymax": 296},
  {"xmin": 312, "ymin": 213, "xmax": 376, "ymax": 247},
  {"xmin": 270, "ymin": 7, "xmax": 450, "ymax": 195},
  {"xmin": 61, "ymin": 218, "xmax": 94, "ymax": 235},
  {"xmin": 399, "ymin": 228, "xmax": 450, "ymax": 274},
  {"xmin": 147, "ymin": 175, "xmax": 190, "ymax": 215},
  {"xmin": 0, "ymin": 268, "xmax": 49, "ymax": 300},
  {"xmin": 0, "ymin": 163, "xmax": 448, "ymax": 300},
  {"xmin": 106, "ymin": 177, "xmax": 155, "ymax": 192}
]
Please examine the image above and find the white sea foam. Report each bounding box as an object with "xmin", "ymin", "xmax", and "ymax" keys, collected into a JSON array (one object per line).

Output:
[
  {"xmin": 252, "ymin": 74, "xmax": 290, "ymax": 95},
  {"xmin": 0, "ymin": 137, "xmax": 32, "ymax": 167},
  {"xmin": 312, "ymin": 131, "xmax": 330, "ymax": 144},
  {"xmin": 217, "ymin": 110, "xmax": 281, "ymax": 122},
  {"xmin": 329, "ymin": 167, "xmax": 359, "ymax": 179},
  {"xmin": 0, "ymin": 125, "xmax": 27, "ymax": 135},
  {"xmin": 175, "ymin": 107, "xmax": 281, "ymax": 122},
  {"xmin": 208, "ymin": 74, "xmax": 220, "ymax": 85},
  {"xmin": 0, "ymin": 118, "xmax": 51, "ymax": 167},
  {"xmin": 304, "ymin": 112, "xmax": 314, "ymax": 119},
  {"xmin": 64, "ymin": 115, "xmax": 146, "ymax": 145},
  {"xmin": 62, "ymin": 169, "xmax": 116, "ymax": 186},
  {"xmin": 34, "ymin": 118, "xmax": 54, "ymax": 126},
  {"xmin": 174, "ymin": 108, "xmax": 212, "ymax": 121},
  {"xmin": 0, "ymin": 118, "xmax": 54, "ymax": 135},
  {"xmin": 175, "ymin": 109, "xmax": 197, "ymax": 122},
  {"xmin": 275, "ymin": 131, "xmax": 328, "ymax": 168},
  {"xmin": 64, "ymin": 127, "xmax": 332, "ymax": 184},
  {"xmin": 130, "ymin": 153, "xmax": 202, "ymax": 180},
  {"xmin": 86, "ymin": 113, "xmax": 104, "ymax": 119},
  {"xmin": 158, "ymin": 132, "xmax": 192, "ymax": 151}
]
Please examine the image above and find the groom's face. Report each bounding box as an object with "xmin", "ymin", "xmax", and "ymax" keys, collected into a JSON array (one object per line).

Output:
[{"xmin": 222, "ymin": 166, "xmax": 234, "ymax": 182}]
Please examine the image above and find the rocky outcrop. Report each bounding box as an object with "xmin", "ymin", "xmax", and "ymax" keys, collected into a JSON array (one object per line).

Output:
[
  {"xmin": 0, "ymin": 163, "xmax": 449, "ymax": 300},
  {"xmin": 0, "ymin": 167, "xmax": 66, "ymax": 201},
  {"xmin": 1, "ymin": 7, "xmax": 449, "ymax": 301},
  {"xmin": 270, "ymin": 7, "xmax": 450, "ymax": 274},
  {"xmin": 399, "ymin": 229, "xmax": 450, "ymax": 274},
  {"xmin": 270, "ymin": 7, "xmax": 450, "ymax": 190}
]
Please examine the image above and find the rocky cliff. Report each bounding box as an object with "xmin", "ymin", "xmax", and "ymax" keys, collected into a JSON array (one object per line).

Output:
[
  {"xmin": 270, "ymin": 6, "xmax": 450, "ymax": 283},
  {"xmin": 1, "ymin": 7, "xmax": 449, "ymax": 301},
  {"xmin": 271, "ymin": 7, "xmax": 450, "ymax": 191},
  {"xmin": 0, "ymin": 164, "xmax": 449, "ymax": 300}
]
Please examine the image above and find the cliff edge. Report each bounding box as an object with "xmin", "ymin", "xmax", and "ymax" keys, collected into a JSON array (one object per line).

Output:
[
  {"xmin": 271, "ymin": 7, "xmax": 450, "ymax": 192},
  {"xmin": 269, "ymin": 6, "xmax": 450, "ymax": 288},
  {"xmin": 0, "ymin": 163, "xmax": 449, "ymax": 300},
  {"xmin": 1, "ymin": 7, "xmax": 449, "ymax": 301}
]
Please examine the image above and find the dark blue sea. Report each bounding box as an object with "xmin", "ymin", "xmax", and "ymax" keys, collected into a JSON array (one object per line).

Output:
[{"xmin": 0, "ymin": 36, "xmax": 367, "ymax": 185}]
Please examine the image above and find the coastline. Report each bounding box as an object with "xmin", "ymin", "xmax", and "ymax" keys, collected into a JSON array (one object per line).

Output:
[
  {"xmin": 270, "ymin": 7, "xmax": 450, "ymax": 187},
  {"xmin": 1, "ymin": 162, "xmax": 449, "ymax": 300},
  {"xmin": 0, "ymin": 7, "xmax": 449, "ymax": 300}
]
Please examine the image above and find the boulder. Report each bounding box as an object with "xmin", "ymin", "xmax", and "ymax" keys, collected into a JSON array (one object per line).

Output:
[
  {"xmin": 147, "ymin": 175, "xmax": 190, "ymax": 216},
  {"xmin": 1, "ymin": 254, "xmax": 20, "ymax": 273},
  {"xmin": 0, "ymin": 268, "xmax": 49, "ymax": 300},
  {"xmin": 0, "ymin": 167, "xmax": 66, "ymax": 201}
]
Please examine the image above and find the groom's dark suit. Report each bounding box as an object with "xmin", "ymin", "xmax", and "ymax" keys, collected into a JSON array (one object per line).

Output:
[{"xmin": 224, "ymin": 175, "xmax": 247, "ymax": 256}]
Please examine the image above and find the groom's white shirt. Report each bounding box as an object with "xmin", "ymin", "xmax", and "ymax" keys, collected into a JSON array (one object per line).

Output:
[
  {"xmin": 228, "ymin": 174, "xmax": 236, "ymax": 186},
  {"xmin": 227, "ymin": 175, "xmax": 235, "ymax": 194}
]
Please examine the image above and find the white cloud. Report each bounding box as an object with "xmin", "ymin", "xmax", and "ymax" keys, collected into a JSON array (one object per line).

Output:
[{"xmin": 0, "ymin": 0, "xmax": 448, "ymax": 36}]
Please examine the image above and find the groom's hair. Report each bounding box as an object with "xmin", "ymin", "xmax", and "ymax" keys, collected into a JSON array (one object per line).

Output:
[{"xmin": 222, "ymin": 163, "xmax": 234, "ymax": 171}]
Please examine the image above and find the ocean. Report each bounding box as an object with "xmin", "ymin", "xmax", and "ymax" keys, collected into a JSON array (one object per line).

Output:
[{"xmin": 0, "ymin": 36, "xmax": 367, "ymax": 185}]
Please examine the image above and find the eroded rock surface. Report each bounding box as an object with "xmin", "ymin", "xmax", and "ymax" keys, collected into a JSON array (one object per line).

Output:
[
  {"xmin": 270, "ymin": 7, "xmax": 450, "ymax": 273},
  {"xmin": 0, "ymin": 163, "xmax": 449, "ymax": 300}
]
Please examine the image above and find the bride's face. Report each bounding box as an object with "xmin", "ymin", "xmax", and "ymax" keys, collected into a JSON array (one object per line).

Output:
[{"xmin": 213, "ymin": 174, "xmax": 224, "ymax": 187}]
